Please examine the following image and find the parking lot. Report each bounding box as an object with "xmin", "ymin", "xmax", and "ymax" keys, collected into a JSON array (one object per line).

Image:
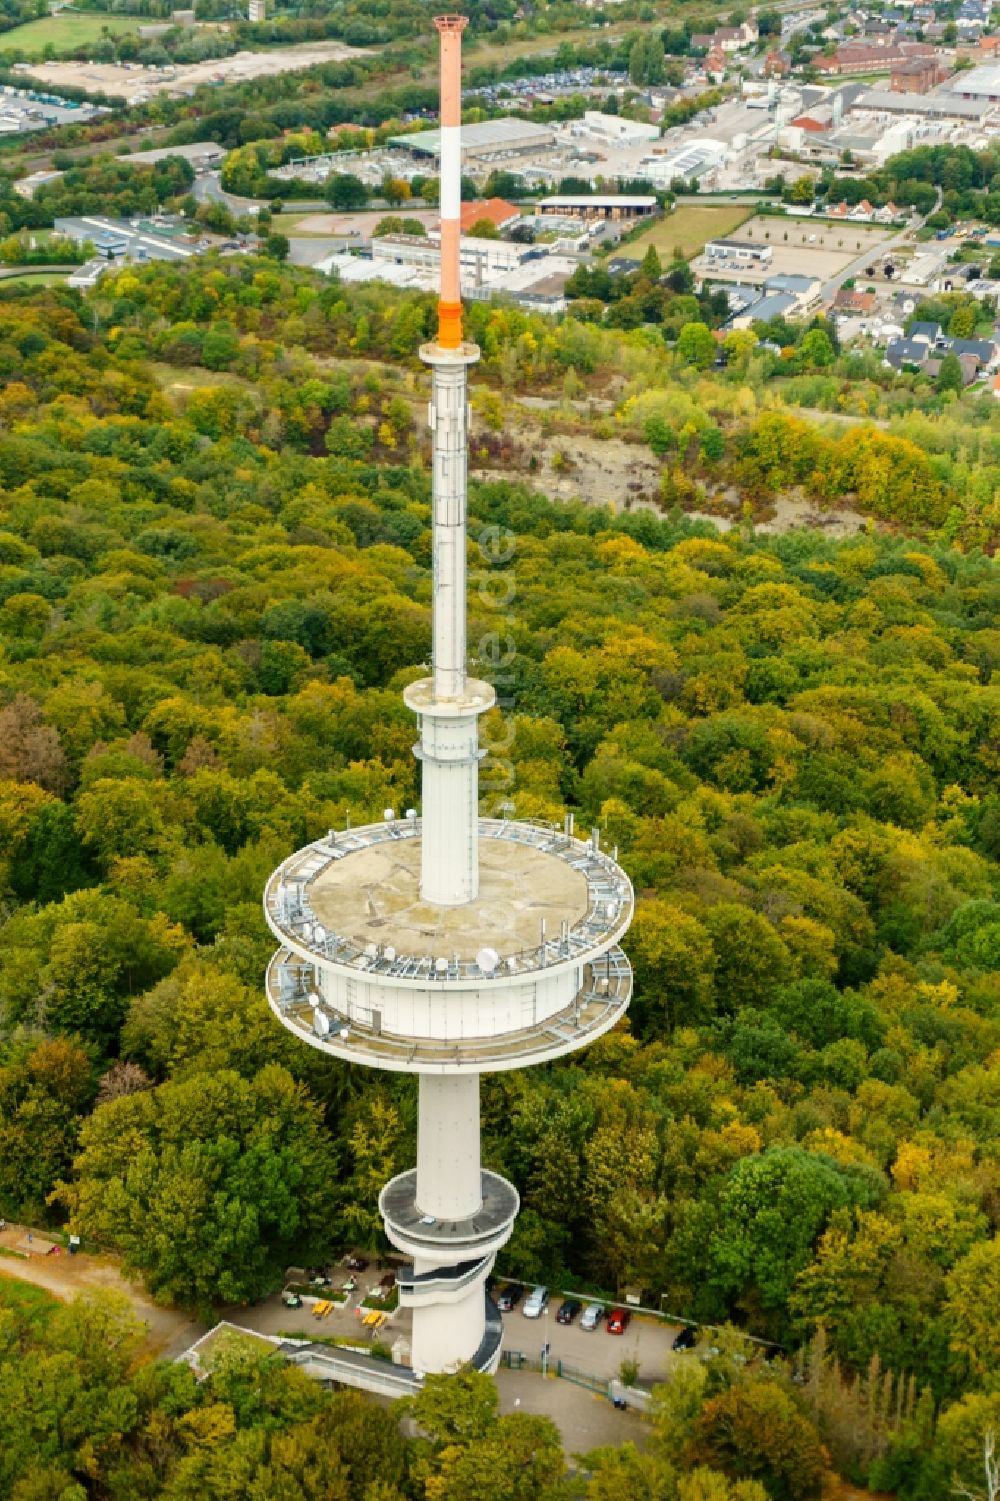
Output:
[
  {"xmin": 500, "ymin": 1294, "xmax": 687, "ymax": 1386},
  {"xmin": 235, "ymin": 1264, "xmax": 697, "ymax": 1390}
]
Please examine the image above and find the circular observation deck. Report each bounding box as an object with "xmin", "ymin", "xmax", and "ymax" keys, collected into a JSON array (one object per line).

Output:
[
  {"xmin": 263, "ymin": 816, "xmax": 633, "ymax": 1075},
  {"xmin": 379, "ymin": 1169, "xmax": 519, "ymax": 1254}
]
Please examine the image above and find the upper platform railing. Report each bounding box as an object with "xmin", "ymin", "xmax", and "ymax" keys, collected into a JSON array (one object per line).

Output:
[{"xmin": 263, "ymin": 816, "xmax": 633, "ymax": 984}]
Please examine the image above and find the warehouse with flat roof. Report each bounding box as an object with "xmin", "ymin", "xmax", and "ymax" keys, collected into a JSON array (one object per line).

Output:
[
  {"xmin": 950, "ymin": 63, "xmax": 1000, "ymax": 101},
  {"xmin": 388, "ymin": 116, "xmax": 554, "ymax": 164},
  {"xmin": 116, "ymin": 141, "xmax": 226, "ymax": 169},
  {"xmin": 850, "ymin": 88, "xmax": 991, "ymax": 118},
  {"xmin": 537, "ymin": 194, "xmax": 657, "ymax": 221}
]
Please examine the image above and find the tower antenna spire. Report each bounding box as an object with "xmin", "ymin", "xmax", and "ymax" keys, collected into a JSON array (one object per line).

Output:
[
  {"xmin": 400, "ymin": 11, "xmax": 493, "ymax": 908},
  {"xmin": 434, "ymin": 14, "xmax": 468, "ymax": 351}
]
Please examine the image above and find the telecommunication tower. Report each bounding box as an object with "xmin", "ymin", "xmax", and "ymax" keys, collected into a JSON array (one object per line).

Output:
[{"xmin": 264, "ymin": 16, "xmax": 633, "ymax": 1376}]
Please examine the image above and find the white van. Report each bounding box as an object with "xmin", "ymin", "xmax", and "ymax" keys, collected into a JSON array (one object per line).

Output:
[{"xmin": 522, "ymin": 1285, "xmax": 548, "ymax": 1318}]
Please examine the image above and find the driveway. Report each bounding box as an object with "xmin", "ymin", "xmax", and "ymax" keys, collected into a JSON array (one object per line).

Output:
[{"xmin": 495, "ymin": 1367, "xmax": 650, "ymax": 1454}]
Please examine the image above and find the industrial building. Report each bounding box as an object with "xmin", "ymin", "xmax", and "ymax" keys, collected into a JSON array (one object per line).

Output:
[
  {"xmin": 388, "ymin": 116, "xmax": 555, "ymax": 165},
  {"xmin": 537, "ymin": 194, "xmax": 657, "ymax": 221},
  {"xmin": 950, "ymin": 62, "xmax": 1000, "ymax": 100},
  {"xmin": 54, "ymin": 215, "xmax": 205, "ymax": 263},
  {"xmin": 639, "ymin": 138, "xmax": 726, "ymax": 188},
  {"xmin": 372, "ymin": 231, "xmax": 534, "ymax": 281},
  {"xmin": 849, "ymin": 87, "xmax": 992, "ymax": 119},
  {"xmin": 14, "ymin": 169, "xmax": 62, "ymax": 199},
  {"xmin": 67, "ymin": 258, "xmax": 109, "ymax": 290},
  {"xmin": 579, "ymin": 110, "xmax": 660, "ymax": 144},
  {"xmin": 704, "ymin": 238, "xmax": 773, "ymax": 267},
  {"xmin": 114, "ymin": 141, "xmax": 226, "ymax": 170}
]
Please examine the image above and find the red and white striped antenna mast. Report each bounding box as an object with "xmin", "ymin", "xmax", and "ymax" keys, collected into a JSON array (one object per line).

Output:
[{"xmin": 433, "ymin": 14, "xmax": 468, "ymax": 350}]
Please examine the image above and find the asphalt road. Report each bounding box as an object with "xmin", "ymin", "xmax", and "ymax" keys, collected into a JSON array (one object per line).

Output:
[{"xmin": 818, "ymin": 186, "xmax": 944, "ymax": 304}]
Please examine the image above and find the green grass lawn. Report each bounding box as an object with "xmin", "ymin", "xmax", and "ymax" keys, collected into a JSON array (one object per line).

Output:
[
  {"xmin": 148, "ymin": 361, "xmax": 257, "ymax": 397},
  {"xmin": 0, "ymin": 1277, "xmax": 59, "ymax": 1329},
  {"xmin": 0, "ymin": 12, "xmax": 143, "ymax": 56},
  {"xmin": 0, "ymin": 270, "xmax": 71, "ymax": 287},
  {"xmin": 627, "ymin": 202, "xmax": 754, "ymax": 261}
]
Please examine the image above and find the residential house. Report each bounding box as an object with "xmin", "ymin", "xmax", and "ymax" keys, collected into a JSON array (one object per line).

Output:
[
  {"xmin": 705, "ymin": 47, "xmax": 728, "ymax": 79},
  {"xmin": 885, "ymin": 336, "xmax": 930, "ymax": 366},
  {"xmin": 949, "ymin": 336, "xmax": 997, "ymax": 368},
  {"xmin": 908, "ymin": 320, "xmax": 944, "ymax": 346},
  {"xmin": 834, "ymin": 288, "xmax": 878, "ymax": 312}
]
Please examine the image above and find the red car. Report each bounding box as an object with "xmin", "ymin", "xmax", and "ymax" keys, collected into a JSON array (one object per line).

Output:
[{"xmin": 606, "ymin": 1308, "xmax": 630, "ymax": 1335}]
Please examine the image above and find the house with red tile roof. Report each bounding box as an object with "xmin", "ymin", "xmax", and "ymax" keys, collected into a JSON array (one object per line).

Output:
[{"xmin": 457, "ymin": 198, "xmax": 520, "ymax": 234}]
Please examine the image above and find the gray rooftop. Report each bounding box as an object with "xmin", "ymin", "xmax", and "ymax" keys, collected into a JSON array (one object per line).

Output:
[
  {"xmin": 116, "ymin": 141, "xmax": 224, "ymax": 167},
  {"xmin": 950, "ymin": 62, "xmax": 1000, "ymax": 95},
  {"xmin": 744, "ymin": 292, "xmax": 797, "ymax": 321},
  {"xmin": 380, "ymin": 1169, "xmax": 519, "ymax": 1248},
  {"xmin": 389, "ymin": 117, "xmax": 553, "ymax": 157},
  {"xmin": 851, "ymin": 88, "xmax": 991, "ymax": 118}
]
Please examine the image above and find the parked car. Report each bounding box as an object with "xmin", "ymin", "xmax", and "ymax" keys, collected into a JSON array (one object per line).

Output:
[
  {"xmin": 606, "ymin": 1308, "xmax": 630, "ymax": 1335},
  {"xmin": 580, "ymin": 1302, "xmax": 604, "ymax": 1331},
  {"xmin": 523, "ymin": 1285, "xmax": 549, "ymax": 1319},
  {"xmin": 496, "ymin": 1285, "xmax": 521, "ymax": 1313},
  {"xmin": 282, "ymin": 1292, "xmax": 302, "ymax": 1309},
  {"xmin": 556, "ymin": 1298, "xmax": 582, "ymax": 1325},
  {"xmin": 672, "ymin": 1326, "xmax": 698, "ymax": 1351}
]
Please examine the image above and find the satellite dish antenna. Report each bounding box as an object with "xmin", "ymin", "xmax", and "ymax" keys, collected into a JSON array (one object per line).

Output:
[
  {"xmin": 308, "ymin": 989, "xmax": 321, "ymax": 1008},
  {"xmin": 476, "ymin": 946, "xmax": 500, "ymax": 974},
  {"xmin": 435, "ymin": 957, "xmax": 449, "ymax": 974},
  {"xmin": 384, "ymin": 946, "xmax": 396, "ymax": 963}
]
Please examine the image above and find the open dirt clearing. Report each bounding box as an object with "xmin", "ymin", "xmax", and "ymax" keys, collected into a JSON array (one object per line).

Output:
[
  {"xmin": 0, "ymin": 1224, "xmax": 204, "ymax": 1358},
  {"xmin": 479, "ymin": 428, "xmax": 662, "ymax": 512},
  {"xmin": 282, "ymin": 207, "xmax": 441, "ymax": 237},
  {"xmin": 22, "ymin": 39, "xmax": 368, "ymax": 99}
]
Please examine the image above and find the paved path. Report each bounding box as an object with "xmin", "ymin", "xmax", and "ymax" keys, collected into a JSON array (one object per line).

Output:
[
  {"xmin": 0, "ymin": 1225, "xmax": 204, "ymax": 1357},
  {"xmin": 495, "ymin": 1368, "xmax": 650, "ymax": 1456}
]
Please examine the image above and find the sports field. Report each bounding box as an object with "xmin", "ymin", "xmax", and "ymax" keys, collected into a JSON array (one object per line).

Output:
[
  {"xmin": 0, "ymin": 12, "xmax": 143, "ymax": 55},
  {"xmin": 628, "ymin": 202, "xmax": 755, "ymax": 261}
]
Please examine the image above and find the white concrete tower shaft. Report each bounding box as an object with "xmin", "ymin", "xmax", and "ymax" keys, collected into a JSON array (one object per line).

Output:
[
  {"xmin": 403, "ymin": 12, "xmax": 494, "ymax": 911},
  {"xmin": 266, "ymin": 11, "xmax": 628, "ymax": 1387}
]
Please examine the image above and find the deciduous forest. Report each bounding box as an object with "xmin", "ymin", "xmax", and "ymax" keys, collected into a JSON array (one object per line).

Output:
[{"xmin": 0, "ymin": 262, "xmax": 998, "ymax": 1500}]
